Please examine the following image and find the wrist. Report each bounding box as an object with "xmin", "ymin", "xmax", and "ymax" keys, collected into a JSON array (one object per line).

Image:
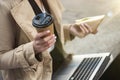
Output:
[
  {"xmin": 69, "ymin": 24, "xmax": 73, "ymax": 34},
  {"xmin": 69, "ymin": 24, "xmax": 75, "ymax": 39}
]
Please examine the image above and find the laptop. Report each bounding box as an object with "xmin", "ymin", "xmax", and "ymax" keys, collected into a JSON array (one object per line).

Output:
[
  {"xmin": 99, "ymin": 53, "xmax": 120, "ymax": 80},
  {"xmin": 52, "ymin": 52, "xmax": 111, "ymax": 80}
]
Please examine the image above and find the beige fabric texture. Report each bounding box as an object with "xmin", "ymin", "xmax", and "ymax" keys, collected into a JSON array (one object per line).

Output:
[{"xmin": 0, "ymin": 0, "xmax": 72, "ymax": 80}]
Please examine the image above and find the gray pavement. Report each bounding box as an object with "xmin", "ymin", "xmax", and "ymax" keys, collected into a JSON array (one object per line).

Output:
[
  {"xmin": 61, "ymin": 0, "xmax": 120, "ymax": 56},
  {"xmin": 0, "ymin": 72, "xmax": 2, "ymax": 80}
]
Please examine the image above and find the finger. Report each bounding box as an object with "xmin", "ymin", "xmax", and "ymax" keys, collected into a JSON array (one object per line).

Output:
[
  {"xmin": 47, "ymin": 39, "xmax": 56, "ymax": 48},
  {"xmin": 36, "ymin": 34, "xmax": 56, "ymax": 45},
  {"xmin": 43, "ymin": 34, "xmax": 55, "ymax": 42},
  {"xmin": 34, "ymin": 39, "xmax": 45, "ymax": 45},
  {"xmin": 84, "ymin": 23, "xmax": 93, "ymax": 33},
  {"xmin": 36, "ymin": 34, "xmax": 56, "ymax": 46},
  {"xmin": 79, "ymin": 24, "xmax": 86, "ymax": 34},
  {"xmin": 41, "ymin": 47, "xmax": 50, "ymax": 52},
  {"xmin": 80, "ymin": 23, "xmax": 89, "ymax": 34},
  {"xmin": 36, "ymin": 46, "xmax": 50, "ymax": 52},
  {"xmin": 43, "ymin": 36, "xmax": 56, "ymax": 47},
  {"xmin": 92, "ymin": 30, "xmax": 98, "ymax": 34},
  {"xmin": 35, "ymin": 30, "xmax": 51, "ymax": 40},
  {"xmin": 37, "ymin": 39, "xmax": 56, "ymax": 52},
  {"xmin": 33, "ymin": 42, "xmax": 51, "ymax": 53}
]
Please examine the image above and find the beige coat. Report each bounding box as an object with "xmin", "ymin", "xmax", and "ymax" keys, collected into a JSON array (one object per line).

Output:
[{"xmin": 0, "ymin": 0, "xmax": 73, "ymax": 80}]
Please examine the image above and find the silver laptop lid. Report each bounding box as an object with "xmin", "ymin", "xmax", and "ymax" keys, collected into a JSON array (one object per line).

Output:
[{"xmin": 53, "ymin": 53, "xmax": 111, "ymax": 80}]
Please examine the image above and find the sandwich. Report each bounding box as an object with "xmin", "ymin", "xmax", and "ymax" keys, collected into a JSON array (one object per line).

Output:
[{"xmin": 75, "ymin": 15, "xmax": 105, "ymax": 36}]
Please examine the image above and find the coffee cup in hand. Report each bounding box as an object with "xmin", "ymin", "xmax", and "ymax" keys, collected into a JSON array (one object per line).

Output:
[{"xmin": 32, "ymin": 13, "xmax": 54, "ymax": 34}]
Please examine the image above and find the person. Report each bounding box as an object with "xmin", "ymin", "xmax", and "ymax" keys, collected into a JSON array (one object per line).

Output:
[{"xmin": 0, "ymin": 0, "xmax": 96, "ymax": 80}]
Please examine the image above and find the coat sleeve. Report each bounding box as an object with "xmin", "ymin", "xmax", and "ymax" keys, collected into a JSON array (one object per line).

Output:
[
  {"xmin": 0, "ymin": 42, "xmax": 40, "ymax": 69},
  {"xmin": 63, "ymin": 24, "xmax": 75, "ymax": 43},
  {"xmin": 0, "ymin": 2, "xmax": 40, "ymax": 69}
]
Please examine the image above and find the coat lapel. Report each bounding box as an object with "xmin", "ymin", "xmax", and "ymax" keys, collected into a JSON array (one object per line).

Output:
[
  {"xmin": 47, "ymin": 0, "xmax": 65, "ymax": 44},
  {"xmin": 10, "ymin": 0, "xmax": 65, "ymax": 43},
  {"xmin": 10, "ymin": 0, "xmax": 37, "ymax": 41}
]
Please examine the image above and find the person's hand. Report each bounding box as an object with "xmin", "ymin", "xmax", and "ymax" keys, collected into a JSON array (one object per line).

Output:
[
  {"xmin": 33, "ymin": 30, "xmax": 56, "ymax": 54},
  {"xmin": 69, "ymin": 23, "xmax": 98, "ymax": 38}
]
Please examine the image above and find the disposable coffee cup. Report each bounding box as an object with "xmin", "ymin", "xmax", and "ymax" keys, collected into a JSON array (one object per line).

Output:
[
  {"xmin": 32, "ymin": 13, "xmax": 55, "ymax": 52},
  {"xmin": 32, "ymin": 13, "xmax": 54, "ymax": 34}
]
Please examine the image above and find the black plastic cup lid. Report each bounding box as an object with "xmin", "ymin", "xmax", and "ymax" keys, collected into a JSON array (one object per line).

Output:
[{"xmin": 32, "ymin": 13, "xmax": 53, "ymax": 28}]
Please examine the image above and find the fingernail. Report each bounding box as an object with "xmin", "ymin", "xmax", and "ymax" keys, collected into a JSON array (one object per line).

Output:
[
  {"xmin": 52, "ymin": 34, "xmax": 57, "ymax": 38},
  {"xmin": 55, "ymin": 36, "xmax": 57, "ymax": 39},
  {"xmin": 46, "ymin": 30, "xmax": 50, "ymax": 33}
]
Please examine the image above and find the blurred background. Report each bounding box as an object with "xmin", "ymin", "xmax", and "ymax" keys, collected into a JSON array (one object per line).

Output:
[{"xmin": 61, "ymin": 0, "xmax": 120, "ymax": 57}]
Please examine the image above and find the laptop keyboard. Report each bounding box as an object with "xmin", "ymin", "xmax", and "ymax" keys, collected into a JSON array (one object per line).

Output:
[{"xmin": 69, "ymin": 57, "xmax": 102, "ymax": 80}]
